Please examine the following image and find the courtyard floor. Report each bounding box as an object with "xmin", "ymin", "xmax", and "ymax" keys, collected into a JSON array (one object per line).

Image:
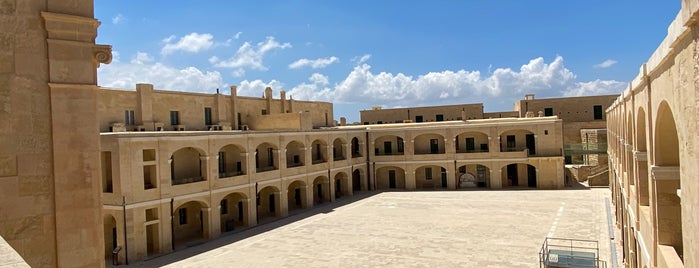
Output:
[{"xmin": 128, "ymin": 188, "xmax": 620, "ymax": 268}]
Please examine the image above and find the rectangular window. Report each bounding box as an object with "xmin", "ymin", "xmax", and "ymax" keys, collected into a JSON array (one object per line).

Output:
[
  {"xmin": 124, "ymin": 110, "xmax": 135, "ymax": 125},
  {"xmin": 261, "ymin": 109, "xmax": 268, "ymax": 115},
  {"xmin": 425, "ymin": 167, "xmax": 433, "ymax": 180},
  {"xmin": 415, "ymin": 115, "xmax": 423, "ymax": 122},
  {"xmin": 220, "ymin": 199, "xmax": 228, "ymax": 215},
  {"xmin": 507, "ymin": 135, "xmax": 516, "ymax": 149},
  {"xmin": 204, "ymin": 107, "xmax": 212, "ymax": 125},
  {"xmin": 384, "ymin": 141, "xmax": 392, "ymax": 154},
  {"xmin": 170, "ymin": 111, "xmax": 180, "ymax": 125},
  {"xmin": 377, "ymin": 121, "xmax": 383, "ymax": 124},
  {"xmin": 466, "ymin": 138, "xmax": 475, "ymax": 152},
  {"xmin": 480, "ymin": 143, "xmax": 489, "ymax": 151},
  {"xmin": 430, "ymin": 139, "xmax": 438, "ymax": 154},
  {"xmin": 544, "ymin": 108, "xmax": 553, "ymax": 116},
  {"xmin": 397, "ymin": 137, "xmax": 404, "ymax": 153},
  {"xmin": 593, "ymin": 105, "xmax": 603, "ymax": 120},
  {"xmin": 436, "ymin": 114, "xmax": 444, "ymax": 121},
  {"xmin": 178, "ymin": 208, "xmax": 187, "ymax": 225}
]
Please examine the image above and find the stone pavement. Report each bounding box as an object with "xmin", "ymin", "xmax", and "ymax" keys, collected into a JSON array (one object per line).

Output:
[{"xmin": 129, "ymin": 188, "xmax": 619, "ymax": 268}]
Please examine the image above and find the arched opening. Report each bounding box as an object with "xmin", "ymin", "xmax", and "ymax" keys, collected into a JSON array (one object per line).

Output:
[
  {"xmin": 311, "ymin": 139, "xmax": 328, "ymax": 164},
  {"xmin": 255, "ymin": 143, "xmax": 278, "ymax": 172},
  {"xmin": 458, "ymin": 164, "xmax": 490, "ymax": 188},
  {"xmin": 171, "ymin": 147, "xmax": 205, "ymax": 185},
  {"xmin": 218, "ymin": 144, "xmax": 246, "ymax": 178},
  {"xmin": 313, "ymin": 176, "xmax": 331, "ymax": 204},
  {"xmin": 351, "ymin": 137, "xmax": 362, "ymax": 158},
  {"xmin": 455, "ymin": 131, "xmax": 489, "ymax": 153},
  {"xmin": 653, "ymin": 102, "xmax": 682, "ymax": 261},
  {"xmin": 636, "ymin": 108, "xmax": 649, "ymax": 207},
  {"xmin": 499, "ymin": 129, "xmax": 536, "ymax": 155},
  {"xmin": 332, "ymin": 138, "xmax": 347, "ymax": 161},
  {"xmin": 287, "ymin": 180, "xmax": 308, "ymax": 212},
  {"xmin": 219, "ymin": 192, "xmax": 248, "ymax": 232},
  {"xmin": 257, "ymin": 186, "xmax": 281, "ymax": 220},
  {"xmin": 501, "ymin": 163, "xmax": 537, "ymax": 188},
  {"xmin": 376, "ymin": 166, "xmax": 406, "ymax": 190},
  {"xmin": 285, "ymin": 141, "xmax": 305, "ymax": 168},
  {"xmin": 103, "ymin": 215, "xmax": 118, "ymax": 263},
  {"xmin": 334, "ymin": 172, "xmax": 350, "ymax": 198},
  {"xmin": 173, "ymin": 201, "xmax": 208, "ymax": 247},
  {"xmin": 352, "ymin": 169, "xmax": 363, "ymax": 192},
  {"xmin": 415, "ymin": 165, "xmax": 447, "ymax": 189},
  {"xmin": 414, "ymin": 133, "xmax": 445, "ymax": 154},
  {"xmin": 374, "ymin": 135, "xmax": 404, "ymax": 156}
]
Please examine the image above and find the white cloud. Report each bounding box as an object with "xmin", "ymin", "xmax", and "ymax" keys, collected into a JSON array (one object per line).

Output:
[
  {"xmin": 234, "ymin": 32, "xmax": 243, "ymax": 39},
  {"xmin": 213, "ymin": 36, "xmax": 292, "ymax": 76},
  {"xmin": 309, "ymin": 73, "xmax": 329, "ymax": 85},
  {"xmin": 351, "ymin": 54, "xmax": 371, "ymax": 65},
  {"xmin": 161, "ymin": 32, "xmax": 214, "ymax": 55},
  {"xmin": 283, "ymin": 56, "xmax": 625, "ymax": 109},
  {"xmin": 237, "ymin": 79, "xmax": 286, "ymax": 97},
  {"xmin": 111, "ymin": 51, "xmax": 121, "ymax": 63},
  {"xmin": 130, "ymin": 51, "xmax": 154, "ymax": 64},
  {"xmin": 112, "ymin": 14, "xmax": 126, "ymax": 24},
  {"xmin": 593, "ymin": 59, "xmax": 618, "ymax": 68},
  {"xmin": 97, "ymin": 52, "xmax": 224, "ymax": 93},
  {"xmin": 288, "ymin": 56, "xmax": 339, "ymax": 69}
]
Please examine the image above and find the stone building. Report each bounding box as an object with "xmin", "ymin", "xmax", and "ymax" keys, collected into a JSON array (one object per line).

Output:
[{"xmin": 607, "ymin": 1, "xmax": 699, "ymax": 267}]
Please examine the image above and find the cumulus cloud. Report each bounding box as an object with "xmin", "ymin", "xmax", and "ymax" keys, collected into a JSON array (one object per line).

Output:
[
  {"xmin": 593, "ymin": 59, "xmax": 618, "ymax": 68},
  {"xmin": 351, "ymin": 54, "xmax": 371, "ymax": 64},
  {"xmin": 213, "ymin": 36, "xmax": 292, "ymax": 76},
  {"xmin": 112, "ymin": 14, "xmax": 126, "ymax": 24},
  {"xmin": 283, "ymin": 56, "xmax": 625, "ymax": 109},
  {"xmin": 98, "ymin": 52, "xmax": 224, "ymax": 93},
  {"xmin": 309, "ymin": 73, "xmax": 329, "ymax": 85},
  {"xmin": 237, "ymin": 79, "xmax": 286, "ymax": 97},
  {"xmin": 161, "ymin": 32, "xmax": 214, "ymax": 55},
  {"xmin": 288, "ymin": 56, "xmax": 339, "ymax": 69}
]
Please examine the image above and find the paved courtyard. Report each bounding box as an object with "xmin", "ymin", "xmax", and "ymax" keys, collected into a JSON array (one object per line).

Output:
[{"xmin": 130, "ymin": 188, "xmax": 619, "ymax": 268}]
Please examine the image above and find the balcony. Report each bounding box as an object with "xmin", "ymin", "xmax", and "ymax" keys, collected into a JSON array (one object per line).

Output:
[
  {"xmin": 457, "ymin": 149, "xmax": 489, "ymax": 154},
  {"xmin": 219, "ymin": 171, "xmax": 244, "ymax": 179}
]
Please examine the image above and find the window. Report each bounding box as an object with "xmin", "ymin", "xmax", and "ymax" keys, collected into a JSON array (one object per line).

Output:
[
  {"xmin": 204, "ymin": 107, "xmax": 212, "ymax": 125},
  {"xmin": 170, "ymin": 111, "xmax": 180, "ymax": 125},
  {"xmin": 377, "ymin": 121, "xmax": 383, "ymax": 124},
  {"xmin": 178, "ymin": 208, "xmax": 187, "ymax": 225},
  {"xmin": 261, "ymin": 109, "xmax": 268, "ymax": 115},
  {"xmin": 507, "ymin": 135, "xmax": 516, "ymax": 149},
  {"xmin": 593, "ymin": 105, "xmax": 603, "ymax": 120},
  {"xmin": 218, "ymin": 151, "xmax": 225, "ymax": 177},
  {"xmin": 544, "ymin": 108, "xmax": 553, "ymax": 116},
  {"xmin": 436, "ymin": 114, "xmax": 444, "ymax": 122},
  {"xmin": 397, "ymin": 137, "xmax": 404, "ymax": 153},
  {"xmin": 363, "ymin": 122, "xmax": 369, "ymax": 125},
  {"xmin": 124, "ymin": 110, "xmax": 135, "ymax": 125},
  {"xmin": 220, "ymin": 199, "xmax": 228, "ymax": 215},
  {"xmin": 415, "ymin": 115, "xmax": 423, "ymax": 123},
  {"xmin": 425, "ymin": 167, "xmax": 433, "ymax": 180},
  {"xmin": 466, "ymin": 138, "xmax": 475, "ymax": 152}
]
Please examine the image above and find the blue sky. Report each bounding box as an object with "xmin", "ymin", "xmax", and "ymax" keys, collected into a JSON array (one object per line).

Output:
[{"xmin": 95, "ymin": 1, "xmax": 680, "ymax": 123}]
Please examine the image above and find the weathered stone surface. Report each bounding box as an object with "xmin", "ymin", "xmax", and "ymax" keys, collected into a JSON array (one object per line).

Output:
[
  {"xmin": 0, "ymin": 155, "xmax": 16, "ymax": 177},
  {"xmin": 0, "ymin": 0, "xmax": 16, "ymax": 15}
]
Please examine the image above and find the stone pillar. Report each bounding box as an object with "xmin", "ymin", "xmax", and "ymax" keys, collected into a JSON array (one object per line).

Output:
[
  {"xmin": 446, "ymin": 169, "xmax": 456, "ymax": 190},
  {"xmin": 201, "ymin": 207, "xmax": 213, "ymax": 239},
  {"xmin": 340, "ymin": 117, "xmax": 347, "ymax": 126},
  {"xmin": 244, "ymin": 198, "xmax": 257, "ymax": 227},
  {"xmin": 136, "ymin": 83, "xmax": 154, "ymax": 128},
  {"xmin": 304, "ymin": 185, "xmax": 314, "ymax": 208},
  {"xmin": 406, "ymin": 170, "xmax": 416, "ymax": 190},
  {"xmin": 230, "ymin": 85, "xmax": 238, "ymax": 129},
  {"xmin": 280, "ymin": 90, "xmax": 286, "ymax": 113},
  {"xmin": 211, "ymin": 203, "xmax": 222, "ymax": 238},
  {"xmin": 276, "ymin": 191, "xmax": 287, "ymax": 217},
  {"xmin": 214, "ymin": 91, "xmax": 226, "ymax": 123},
  {"xmin": 490, "ymin": 168, "xmax": 502, "ymax": 189},
  {"xmin": 265, "ymin": 87, "xmax": 272, "ymax": 114}
]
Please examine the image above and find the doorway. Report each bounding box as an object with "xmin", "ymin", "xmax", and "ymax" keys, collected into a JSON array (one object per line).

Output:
[
  {"xmin": 507, "ymin": 164, "xmax": 518, "ymax": 186},
  {"xmin": 388, "ymin": 170, "xmax": 396, "ymax": 188}
]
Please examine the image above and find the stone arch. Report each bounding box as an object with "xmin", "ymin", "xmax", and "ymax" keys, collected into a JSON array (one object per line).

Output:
[
  {"xmin": 219, "ymin": 192, "xmax": 249, "ymax": 232},
  {"xmin": 287, "ymin": 180, "xmax": 308, "ymax": 212},
  {"xmin": 351, "ymin": 137, "xmax": 362, "ymax": 158},
  {"xmin": 500, "ymin": 163, "xmax": 537, "ymax": 188},
  {"xmin": 636, "ymin": 108, "xmax": 649, "ymax": 206},
  {"xmin": 257, "ymin": 185, "xmax": 281, "ymax": 220},
  {"xmin": 311, "ymin": 139, "xmax": 328, "ymax": 164},
  {"xmin": 312, "ymin": 176, "xmax": 331, "ymax": 204},
  {"xmin": 413, "ymin": 133, "xmax": 445, "ymax": 154},
  {"xmin": 173, "ymin": 200, "xmax": 209, "ymax": 247},
  {"xmin": 171, "ymin": 147, "xmax": 206, "ymax": 185},
  {"xmin": 457, "ymin": 164, "xmax": 490, "ymax": 188},
  {"xmin": 653, "ymin": 101, "xmax": 682, "ymax": 258},
  {"xmin": 285, "ymin": 140, "xmax": 306, "ymax": 168},
  {"xmin": 103, "ymin": 214, "xmax": 118, "ymax": 263},
  {"xmin": 332, "ymin": 138, "xmax": 347, "ymax": 161},
  {"xmin": 374, "ymin": 135, "xmax": 404, "ymax": 156},
  {"xmin": 414, "ymin": 165, "xmax": 448, "ymax": 189},
  {"xmin": 499, "ymin": 129, "xmax": 536, "ymax": 154},
  {"xmin": 455, "ymin": 131, "xmax": 490, "ymax": 153},
  {"xmin": 334, "ymin": 172, "xmax": 350, "ymax": 198},
  {"xmin": 217, "ymin": 144, "xmax": 246, "ymax": 178},
  {"xmin": 255, "ymin": 142, "xmax": 279, "ymax": 172},
  {"xmin": 376, "ymin": 166, "xmax": 406, "ymax": 190}
]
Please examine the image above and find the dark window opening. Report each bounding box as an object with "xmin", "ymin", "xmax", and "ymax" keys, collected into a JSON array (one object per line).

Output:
[
  {"xmin": 170, "ymin": 111, "xmax": 180, "ymax": 125},
  {"xmin": 397, "ymin": 137, "xmax": 404, "ymax": 153},
  {"xmin": 415, "ymin": 115, "xmax": 423, "ymax": 122},
  {"xmin": 178, "ymin": 208, "xmax": 187, "ymax": 225},
  {"xmin": 220, "ymin": 199, "xmax": 228, "ymax": 215},
  {"xmin": 204, "ymin": 107, "xmax": 212, "ymax": 125},
  {"xmin": 124, "ymin": 110, "xmax": 135, "ymax": 125},
  {"xmin": 593, "ymin": 105, "xmax": 603, "ymax": 120},
  {"xmin": 544, "ymin": 108, "xmax": 553, "ymax": 117},
  {"xmin": 436, "ymin": 114, "xmax": 444, "ymax": 121}
]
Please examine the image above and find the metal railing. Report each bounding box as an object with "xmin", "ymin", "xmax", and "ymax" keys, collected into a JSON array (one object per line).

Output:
[{"xmin": 539, "ymin": 237, "xmax": 606, "ymax": 268}]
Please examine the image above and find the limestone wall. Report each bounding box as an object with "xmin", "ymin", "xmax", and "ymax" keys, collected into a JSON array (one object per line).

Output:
[{"xmin": 360, "ymin": 103, "xmax": 484, "ymax": 124}]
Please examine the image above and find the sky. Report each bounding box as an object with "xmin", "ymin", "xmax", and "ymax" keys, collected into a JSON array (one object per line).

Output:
[{"xmin": 94, "ymin": 1, "xmax": 681, "ymax": 123}]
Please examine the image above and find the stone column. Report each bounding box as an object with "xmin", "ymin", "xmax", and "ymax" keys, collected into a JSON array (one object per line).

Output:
[
  {"xmin": 490, "ymin": 168, "xmax": 502, "ymax": 189},
  {"xmin": 201, "ymin": 207, "xmax": 213, "ymax": 239},
  {"xmin": 276, "ymin": 191, "xmax": 287, "ymax": 217},
  {"xmin": 446, "ymin": 169, "xmax": 456, "ymax": 190},
  {"xmin": 244, "ymin": 198, "xmax": 257, "ymax": 227},
  {"xmin": 230, "ymin": 85, "xmax": 238, "ymax": 129},
  {"xmin": 406, "ymin": 169, "xmax": 416, "ymax": 190},
  {"xmin": 136, "ymin": 83, "xmax": 154, "ymax": 128}
]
